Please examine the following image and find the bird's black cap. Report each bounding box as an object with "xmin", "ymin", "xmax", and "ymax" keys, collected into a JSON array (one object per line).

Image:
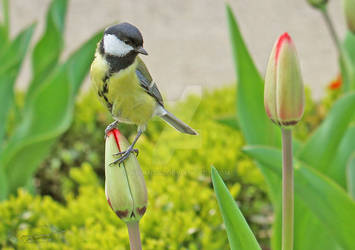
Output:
[{"xmin": 104, "ymin": 22, "xmax": 144, "ymax": 47}]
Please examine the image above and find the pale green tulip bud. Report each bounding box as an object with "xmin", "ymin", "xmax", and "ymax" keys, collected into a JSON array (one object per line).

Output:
[
  {"xmin": 344, "ymin": 0, "xmax": 355, "ymax": 33},
  {"xmin": 264, "ymin": 33, "xmax": 305, "ymax": 128},
  {"xmin": 307, "ymin": 0, "xmax": 328, "ymax": 8},
  {"xmin": 105, "ymin": 129, "xmax": 147, "ymax": 222}
]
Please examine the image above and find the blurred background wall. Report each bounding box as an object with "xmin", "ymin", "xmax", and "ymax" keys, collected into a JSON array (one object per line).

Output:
[{"xmin": 9, "ymin": 0, "xmax": 346, "ymax": 101}]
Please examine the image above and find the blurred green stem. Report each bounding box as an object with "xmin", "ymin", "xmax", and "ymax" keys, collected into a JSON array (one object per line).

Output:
[
  {"xmin": 281, "ymin": 129, "xmax": 293, "ymax": 250},
  {"xmin": 320, "ymin": 7, "xmax": 341, "ymax": 50},
  {"xmin": 127, "ymin": 222, "xmax": 142, "ymax": 250},
  {"xmin": 320, "ymin": 6, "xmax": 354, "ymax": 91}
]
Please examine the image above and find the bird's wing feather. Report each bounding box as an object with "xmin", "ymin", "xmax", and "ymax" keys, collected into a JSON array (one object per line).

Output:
[{"xmin": 136, "ymin": 56, "xmax": 164, "ymax": 107}]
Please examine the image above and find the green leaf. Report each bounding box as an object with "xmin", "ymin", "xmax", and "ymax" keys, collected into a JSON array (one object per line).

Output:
[
  {"xmin": 1, "ymin": 0, "xmax": 9, "ymax": 26},
  {"xmin": 244, "ymin": 146, "xmax": 355, "ymax": 250},
  {"xmin": 347, "ymin": 153, "xmax": 355, "ymax": 199},
  {"xmin": 0, "ymin": 31, "xmax": 101, "ymax": 195},
  {"xmin": 0, "ymin": 25, "xmax": 8, "ymax": 55},
  {"xmin": 26, "ymin": 0, "xmax": 68, "ymax": 103},
  {"xmin": 0, "ymin": 166, "xmax": 7, "ymax": 200},
  {"xmin": 1, "ymin": 0, "xmax": 9, "ymax": 34},
  {"xmin": 328, "ymin": 125, "xmax": 355, "ymax": 186},
  {"xmin": 344, "ymin": 32, "xmax": 355, "ymax": 66},
  {"xmin": 270, "ymin": 194, "xmax": 337, "ymax": 250},
  {"xmin": 216, "ymin": 116, "xmax": 239, "ymax": 130},
  {"xmin": 341, "ymin": 32, "xmax": 355, "ymax": 91},
  {"xmin": 226, "ymin": 6, "xmax": 283, "ymax": 231},
  {"xmin": 211, "ymin": 167, "xmax": 261, "ymax": 250},
  {"xmin": 0, "ymin": 24, "xmax": 35, "ymax": 146},
  {"xmin": 64, "ymin": 30, "xmax": 103, "ymax": 96},
  {"xmin": 226, "ymin": 4, "xmax": 280, "ymax": 147},
  {"xmin": 243, "ymin": 146, "xmax": 338, "ymax": 250},
  {"xmin": 297, "ymin": 92, "xmax": 355, "ymax": 185},
  {"xmin": 0, "ymin": 0, "xmax": 9, "ymax": 53}
]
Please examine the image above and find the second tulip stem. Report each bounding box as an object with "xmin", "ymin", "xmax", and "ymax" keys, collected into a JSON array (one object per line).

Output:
[
  {"xmin": 320, "ymin": 6, "xmax": 355, "ymax": 91},
  {"xmin": 320, "ymin": 7, "xmax": 341, "ymax": 51},
  {"xmin": 281, "ymin": 128, "xmax": 294, "ymax": 250}
]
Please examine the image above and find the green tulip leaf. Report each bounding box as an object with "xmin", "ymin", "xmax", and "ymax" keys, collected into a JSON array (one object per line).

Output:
[
  {"xmin": 328, "ymin": 125, "xmax": 355, "ymax": 186},
  {"xmin": 226, "ymin": 5, "xmax": 283, "ymax": 212},
  {"xmin": 26, "ymin": 0, "xmax": 68, "ymax": 103},
  {"xmin": 0, "ymin": 166, "xmax": 7, "ymax": 200},
  {"xmin": 0, "ymin": 0, "xmax": 9, "ymax": 53},
  {"xmin": 347, "ymin": 153, "xmax": 355, "ymax": 199},
  {"xmin": 0, "ymin": 24, "xmax": 35, "ymax": 145},
  {"xmin": 243, "ymin": 146, "xmax": 339, "ymax": 250},
  {"xmin": 297, "ymin": 92, "xmax": 355, "ymax": 185},
  {"xmin": 344, "ymin": 32, "xmax": 355, "ymax": 66},
  {"xmin": 226, "ymin": 4, "xmax": 280, "ymax": 147},
  {"xmin": 216, "ymin": 116, "xmax": 239, "ymax": 130},
  {"xmin": 244, "ymin": 146, "xmax": 355, "ymax": 250},
  {"xmin": 341, "ymin": 32, "xmax": 355, "ymax": 91},
  {"xmin": 0, "ymin": 31, "xmax": 102, "ymax": 195},
  {"xmin": 211, "ymin": 167, "xmax": 261, "ymax": 250}
]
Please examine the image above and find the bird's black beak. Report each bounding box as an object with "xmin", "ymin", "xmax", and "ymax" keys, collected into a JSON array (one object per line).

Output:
[{"xmin": 135, "ymin": 46, "xmax": 148, "ymax": 55}]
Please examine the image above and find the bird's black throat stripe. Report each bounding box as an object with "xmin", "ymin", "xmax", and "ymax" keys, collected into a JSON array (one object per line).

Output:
[
  {"xmin": 99, "ymin": 39, "xmax": 137, "ymax": 74},
  {"xmin": 105, "ymin": 53, "xmax": 136, "ymax": 74},
  {"xmin": 98, "ymin": 39, "xmax": 138, "ymax": 113}
]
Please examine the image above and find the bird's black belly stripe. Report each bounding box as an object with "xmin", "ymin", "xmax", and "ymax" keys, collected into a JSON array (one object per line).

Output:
[{"xmin": 98, "ymin": 74, "xmax": 112, "ymax": 112}]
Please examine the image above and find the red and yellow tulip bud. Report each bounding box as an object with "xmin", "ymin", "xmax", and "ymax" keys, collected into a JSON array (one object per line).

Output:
[
  {"xmin": 105, "ymin": 129, "xmax": 147, "ymax": 223},
  {"xmin": 344, "ymin": 0, "xmax": 355, "ymax": 33},
  {"xmin": 264, "ymin": 33, "xmax": 305, "ymax": 128},
  {"xmin": 306, "ymin": 0, "xmax": 328, "ymax": 8}
]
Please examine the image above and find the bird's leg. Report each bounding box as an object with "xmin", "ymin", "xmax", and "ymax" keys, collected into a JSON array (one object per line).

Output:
[
  {"xmin": 110, "ymin": 129, "xmax": 143, "ymax": 166},
  {"xmin": 105, "ymin": 120, "xmax": 119, "ymax": 138}
]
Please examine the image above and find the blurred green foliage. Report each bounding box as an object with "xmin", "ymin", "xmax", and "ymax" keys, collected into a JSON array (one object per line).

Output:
[{"xmin": 0, "ymin": 0, "xmax": 102, "ymax": 199}]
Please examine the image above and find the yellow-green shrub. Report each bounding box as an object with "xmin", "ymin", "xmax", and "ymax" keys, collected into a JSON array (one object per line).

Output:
[{"xmin": 0, "ymin": 164, "xmax": 227, "ymax": 249}]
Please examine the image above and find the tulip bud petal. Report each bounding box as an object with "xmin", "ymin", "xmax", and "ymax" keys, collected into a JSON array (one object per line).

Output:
[
  {"xmin": 264, "ymin": 33, "xmax": 305, "ymax": 127},
  {"xmin": 105, "ymin": 129, "xmax": 147, "ymax": 222},
  {"xmin": 344, "ymin": 0, "xmax": 355, "ymax": 33}
]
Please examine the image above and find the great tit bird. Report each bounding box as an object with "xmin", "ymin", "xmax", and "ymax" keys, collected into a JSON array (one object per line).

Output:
[{"xmin": 90, "ymin": 23, "xmax": 198, "ymax": 165}]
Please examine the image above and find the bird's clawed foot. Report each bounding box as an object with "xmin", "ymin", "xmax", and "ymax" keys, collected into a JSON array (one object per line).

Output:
[
  {"xmin": 109, "ymin": 147, "xmax": 138, "ymax": 167},
  {"xmin": 113, "ymin": 148, "xmax": 139, "ymax": 157}
]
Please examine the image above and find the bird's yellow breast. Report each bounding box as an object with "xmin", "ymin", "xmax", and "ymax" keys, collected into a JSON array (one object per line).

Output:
[{"xmin": 90, "ymin": 52, "xmax": 156, "ymax": 125}]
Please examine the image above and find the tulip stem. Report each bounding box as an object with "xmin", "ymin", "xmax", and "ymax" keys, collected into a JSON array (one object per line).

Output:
[
  {"xmin": 281, "ymin": 128, "xmax": 294, "ymax": 250},
  {"xmin": 127, "ymin": 222, "xmax": 142, "ymax": 250},
  {"xmin": 320, "ymin": 6, "xmax": 355, "ymax": 91},
  {"xmin": 320, "ymin": 7, "xmax": 341, "ymax": 52}
]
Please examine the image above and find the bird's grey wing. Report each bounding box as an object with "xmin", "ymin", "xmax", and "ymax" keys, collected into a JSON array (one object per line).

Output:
[{"xmin": 136, "ymin": 57, "xmax": 164, "ymax": 107}]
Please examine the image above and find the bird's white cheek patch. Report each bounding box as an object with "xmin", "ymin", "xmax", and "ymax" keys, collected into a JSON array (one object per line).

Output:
[{"xmin": 104, "ymin": 34, "xmax": 133, "ymax": 57}]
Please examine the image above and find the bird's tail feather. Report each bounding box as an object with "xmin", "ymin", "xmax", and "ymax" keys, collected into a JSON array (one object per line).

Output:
[{"xmin": 158, "ymin": 107, "xmax": 198, "ymax": 135}]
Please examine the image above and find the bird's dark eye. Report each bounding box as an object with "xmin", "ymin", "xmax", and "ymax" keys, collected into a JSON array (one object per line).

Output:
[{"xmin": 124, "ymin": 39, "xmax": 131, "ymax": 45}]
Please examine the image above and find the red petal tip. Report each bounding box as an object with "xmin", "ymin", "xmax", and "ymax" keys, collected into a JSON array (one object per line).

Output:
[
  {"xmin": 275, "ymin": 32, "xmax": 292, "ymax": 63},
  {"xmin": 107, "ymin": 128, "xmax": 122, "ymax": 152}
]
